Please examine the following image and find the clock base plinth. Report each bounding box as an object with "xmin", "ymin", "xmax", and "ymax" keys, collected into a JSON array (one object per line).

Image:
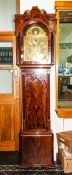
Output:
[{"xmin": 19, "ymin": 130, "xmax": 54, "ymax": 168}]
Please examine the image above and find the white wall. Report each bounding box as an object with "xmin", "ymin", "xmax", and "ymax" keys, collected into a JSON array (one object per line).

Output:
[
  {"xmin": 0, "ymin": 0, "xmax": 17, "ymax": 31},
  {"xmin": 20, "ymin": 0, "xmax": 72, "ymax": 161},
  {"xmin": 20, "ymin": 0, "xmax": 55, "ymax": 14}
]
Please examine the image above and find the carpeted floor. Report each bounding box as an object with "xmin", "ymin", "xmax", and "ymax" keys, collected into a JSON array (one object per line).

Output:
[{"xmin": 0, "ymin": 152, "xmax": 71, "ymax": 175}]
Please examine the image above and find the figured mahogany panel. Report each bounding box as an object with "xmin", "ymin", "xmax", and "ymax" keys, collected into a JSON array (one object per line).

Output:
[
  {"xmin": 19, "ymin": 130, "xmax": 54, "ymax": 168},
  {"xmin": 22, "ymin": 68, "xmax": 50, "ymax": 131}
]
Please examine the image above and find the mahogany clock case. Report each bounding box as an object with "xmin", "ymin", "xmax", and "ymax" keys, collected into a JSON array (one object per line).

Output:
[{"xmin": 15, "ymin": 7, "xmax": 56, "ymax": 168}]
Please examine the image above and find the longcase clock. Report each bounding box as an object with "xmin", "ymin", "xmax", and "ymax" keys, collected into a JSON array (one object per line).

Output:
[{"xmin": 15, "ymin": 7, "xmax": 56, "ymax": 168}]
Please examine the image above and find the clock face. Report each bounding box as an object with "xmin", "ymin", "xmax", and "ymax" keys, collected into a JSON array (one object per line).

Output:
[{"xmin": 24, "ymin": 26, "xmax": 49, "ymax": 62}]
